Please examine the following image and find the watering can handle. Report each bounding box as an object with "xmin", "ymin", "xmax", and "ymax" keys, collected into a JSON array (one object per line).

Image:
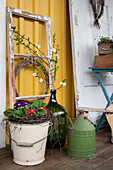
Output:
[{"xmin": 66, "ymin": 115, "xmax": 74, "ymax": 127}]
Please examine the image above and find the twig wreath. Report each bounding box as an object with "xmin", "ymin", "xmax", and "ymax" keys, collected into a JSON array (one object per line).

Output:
[
  {"xmin": 89, "ymin": 0, "xmax": 105, "ymax": 29},
  {"xmin": 15, "ymin": 56, "xmax": 49, "ymax": 97}
]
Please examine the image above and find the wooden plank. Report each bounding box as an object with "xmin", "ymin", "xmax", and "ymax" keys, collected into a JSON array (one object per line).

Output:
[
  {"xmin": 1, "ymin": 163, "xmax": 24, "ymax": 170},
  {"xmin": 0, "ymin": 0, "xmax": 6, "ymax": 148},
  {"xmin": 95, "ymin": 143, "xmax": 112, "ymax": 154},
  {"xmin": 106, "ymin": 102, "xmax": 113, "ymax": 111},
  {"xmin": 23, "ymin": 152, "xmax": 71, "ymax": 170},
  {"xmin": 18, "ymin": 1, "xmax": 25, "ymax": 98},
  {"xmin": 106, "ymin": 114, "xmax": 113, "ymax": 143},
  {"xmin": 7, "ymin": 7, "xmax": 16, "ymax": 108},
  {"xmin": 46, "ymin": 19, "xmax": 53, "ymax": 90},
  {"xmin": 0, "ymin": 151, "xmax": 12, "ymax": 161},
  {"xmin": 45, "ymin": 142, "xmax": 111, "ymax": 170},
  {"xmin": 14, "ymin": 53, "xmax": 50, "ymax": 59},
  {"xmin": 106, "ymin": 103, "xmax": 113, "ymax": 143},
  {"xmin": 46, "ymin": 158, "xmax": 83, "ymax": 170},
  {"xmin": 89, "ymin": 66, "xmax": 113, "ymax": 70},
  {"xmin": 70, "ymin": 158, "xmax": 104, "ymax": 170},
  {"xmin": 76, "ymin": 107, "xmax": 113, "ymax": 113},
  {"xmin": 15, "ymin": 94, "xmax": 50, "ymax": 100},
  {"xmin": 0, "ymin": 147, "xmax": 11, "ymax": 159},
  {"xmin": 8, "ymin": 6, "xmax": 50, "ymax": 22},
  {"xmin": 94, "ymin": 158, "xmax": 113, "ymax": 170},
  {"xmin": 69, "ymin": 146, "xmax": 113, "ymax": 170},
  {"xmin": 0, "ymin": 147, "xmax": 66, "ymax": 169},
  {"xmin": 0, "ymin": 156, "xmax": 13, "ymax": 167},
  {"xmin": 94, "ymin": 54, "xmax": 113, "ymax": 67}
]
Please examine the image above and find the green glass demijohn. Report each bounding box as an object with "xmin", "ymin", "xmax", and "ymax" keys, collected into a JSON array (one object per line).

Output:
[
  {"xmin": 68, "ymin": 114, "xmax": 95, "ymax": 159},
  {"xmin": 46, "ymin": 89, "xmax": 67, "ymax": 149}
]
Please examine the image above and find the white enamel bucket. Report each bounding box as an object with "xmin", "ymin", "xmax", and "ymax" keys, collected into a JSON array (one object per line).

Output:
[{"xmin": 9, "ymin": 121, "xmax": 49, "ymax": 166}]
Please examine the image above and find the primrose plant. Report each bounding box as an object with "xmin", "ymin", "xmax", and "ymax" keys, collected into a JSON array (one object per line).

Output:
[{"xmin": 12, "ymin": 26, "xmax": 66, "ymax": 91}]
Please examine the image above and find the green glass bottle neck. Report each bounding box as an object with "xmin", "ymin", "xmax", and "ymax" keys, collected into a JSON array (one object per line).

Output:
[{"xmin": 49, "ymin": 90, "xmax": 57, "ymax": 104}]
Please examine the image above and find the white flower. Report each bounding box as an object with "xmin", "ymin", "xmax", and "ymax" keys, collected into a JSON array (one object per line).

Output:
[
  {"xmin": 59, "ymin": 82, "xmax": 66, "ymax": 86},
  {"xmin": 52, "ymin": 48, "xmax": 56, "ymax": 53},
  {"xmin": 39, "ymin": 78, "xmax": 43, "ymax": 82},
  {"xmin": 33, "ymin": 73, "xmax": 37, "ymax": 77},
  {"xmin": 55, "ymin": 54, "xmax": 59, "ymax": 59},
  {"xmin": 28, "ymin": 52, "xmax": 31, "ymax": 55},
  {"xmin": 50, "ymin": 67, "xmax": 53, "ymax": 71},
  {"xmin": 59, "ymin": 82, "xmax": 63, "ymax": 85},
  {"xmin": 36, "ymin": 44, "xmax": 40, "ymax": 48},
  {"xmin": 63, "ymin": 82, "xmax": 66, "ymax": 86},
  {"xmin": 52, "ymin": 65, "xmax": 55, "ymax": 69}
]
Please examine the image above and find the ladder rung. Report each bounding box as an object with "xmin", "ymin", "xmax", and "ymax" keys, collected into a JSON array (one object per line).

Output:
[
  {"xmin": 16, "ymin": 94, "xmax": 51, "ymax": 100},
  {"xmin": 14, "ymin": 53, "xmax": 50, "ymax": 59}
]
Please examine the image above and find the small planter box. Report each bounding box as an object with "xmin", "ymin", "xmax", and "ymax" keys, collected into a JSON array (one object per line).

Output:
[
  {"xmin": 98, "ymin": 43, "xmax": 113, "ymax": 55},
  {"xmin": 94, "ymin": 53, "xmax": 113, "ymax": 67}
]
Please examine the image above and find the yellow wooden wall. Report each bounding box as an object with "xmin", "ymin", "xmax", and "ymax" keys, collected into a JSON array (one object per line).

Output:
[{"xmin": 6, "ymin": 0, "xmax": 75, "ymax": 120}]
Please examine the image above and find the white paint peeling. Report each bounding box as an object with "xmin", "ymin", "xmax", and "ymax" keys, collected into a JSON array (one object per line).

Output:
[
  {"xmin": 11, "ymin": 53, "xmax": 14, "ymax": 59},
  {"xmin": 49, "ymin": 30, "xmax": 51, "ymax": 37},
  {"xmin": 7, "ymin": 6, "xmax": 11, "ymax": 13},
  {"xmin": 28, "ymin": 14, "xmax": 37, "ymax": 18},
  {"xmin": 37, "ymin": 16, "xmax": 42, "ymax": 20},
  {"xmin": 9, "ymin": 11, "xmax": 12, "ymax": 19},
  {"xmin": 48, "ymin": 18, "xmax": 51, "ymax": 25},
  {"xmin": 0, "ymin": 0, "xmax": 6, "ymax": 148},
  {"xmin": 43, "ymin": 16, "xmax": 48, "ymax": 21},
  {"xmin": 9, "ymin": 23, "xmax": 12, "ymax": 29},
  {"xmin": 9, "ymin": 30, "xmax": 12, "ymax": 36},
  {"xmin": 13, "ymin": 8, "xmax": 22, "ymax": 14}
]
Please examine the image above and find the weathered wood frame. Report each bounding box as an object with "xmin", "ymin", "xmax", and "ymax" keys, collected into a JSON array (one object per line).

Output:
[
  {"xmin": 6, "ymin": 6, "xmax": 53, "ymax": 108},
  {"xmin": 0, "ymin": 0, "xmax": 6, "ymax": 148}
]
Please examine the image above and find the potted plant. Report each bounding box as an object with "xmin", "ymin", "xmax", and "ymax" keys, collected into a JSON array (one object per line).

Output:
[
  {"xmin": 98, "ymin": 36, "xmax": 113, "ymax": 55},
  {"xmin": 4, "ymin": 100, "xmax": 51, "ymax": 166}
]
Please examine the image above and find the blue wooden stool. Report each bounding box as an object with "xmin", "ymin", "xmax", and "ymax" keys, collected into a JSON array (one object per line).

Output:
[{"xmin": 89, "ymin": 67, "xmax": 113, "ymax": 131}]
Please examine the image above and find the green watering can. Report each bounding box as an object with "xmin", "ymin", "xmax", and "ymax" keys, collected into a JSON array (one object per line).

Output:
[{"xmin": 67, "ymin": 114, "xmax": 95, "ymax": 159}]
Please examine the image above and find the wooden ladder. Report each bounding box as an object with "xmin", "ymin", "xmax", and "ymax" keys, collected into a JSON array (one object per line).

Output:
[{"xmin": 7, "ymin": 6, "xmax": 53, "ymax": 108}]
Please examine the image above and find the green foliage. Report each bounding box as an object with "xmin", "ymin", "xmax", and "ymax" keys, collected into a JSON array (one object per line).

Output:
[
  {"xmin": 11, "ymin": 25, "xmax": 67, "ymax": 91},
  {"xmin": 4, "ymin": 100, "xmax": 48, "ymax": 118},
  {"xmin": 37, "ymin": 109, "xmax": 47, "ymax": 115},
  {"xmin": 33, "ymin": 100, "xmax": 42, "ymax": 108},
  {"xmin": 99, "ymin": 36, "xmax": 113, "ymax": 43}
]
